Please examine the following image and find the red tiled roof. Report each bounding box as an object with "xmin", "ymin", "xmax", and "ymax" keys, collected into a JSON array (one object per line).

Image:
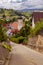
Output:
[
  {"xmin": 11, "ymin": 22, "xmax": 18, "ymax": 29},
  {"xmin": 10, "ymin": 22, "xmax": 18, "ymax": 33},
  {"xmin": 10, "ymin": 21, "xmax": 24, "ymax": 33}
]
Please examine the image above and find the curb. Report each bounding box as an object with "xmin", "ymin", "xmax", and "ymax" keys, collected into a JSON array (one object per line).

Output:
[{"xmin": 4, "ymin": 52, "xmax": 12, "ymax": 65}]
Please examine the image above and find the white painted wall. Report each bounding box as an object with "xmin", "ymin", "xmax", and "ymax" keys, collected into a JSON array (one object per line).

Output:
[
  {"xmin": 18, "ymin": 19, "xmax": 23, "ymax": 30},
  {"xmin": 32, "ymin": 17, "xmax": 35, "ymax": 28}
]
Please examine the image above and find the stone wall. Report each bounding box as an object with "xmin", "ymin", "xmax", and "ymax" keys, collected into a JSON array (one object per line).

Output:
[{"xmin": 28, "ymin": 35, "xmax": 43, "ymax": 53}]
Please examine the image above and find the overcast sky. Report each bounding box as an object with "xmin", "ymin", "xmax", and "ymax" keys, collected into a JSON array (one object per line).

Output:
[{"xmin": 0, "ymin": 0, "xmax": 43, "ymax": 10}]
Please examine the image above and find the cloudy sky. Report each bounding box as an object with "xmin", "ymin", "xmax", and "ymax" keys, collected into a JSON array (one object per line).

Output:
[{"xmin": 0, "ymin": 0, "xmax": 43, "ymax": 10}]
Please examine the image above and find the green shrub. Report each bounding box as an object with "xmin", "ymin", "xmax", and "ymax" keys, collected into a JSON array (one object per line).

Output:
[
  {"xmin": 30, "ymin": 21, "xmax": 43, "ymax": 36},
  {"xmin": 7, "ymin": 45, "xmax": 11, "ymax": 52},
  {"xmin": 2, "ymin": 43, "xmax": 11, "ymax": 52},
  {"xmin": 34, "ymin": 21, "xmax": 43, "ymax": 35},
  {"xmin": 10, "ymin": 37, "xmax": 19, "ymax": 43},
  {"xmin": 0, "ymin": 19, "xmax": 7, "ymax": 42},
  {"xmin": 17, "ymin": 36, "xmax": 25, "ymax": 43},
  {"xmin": 10, "ymin": 36, "xmax": 24, "ymax": 43},
  {"xmin": 10, "ymin": 35, "xmax": 28, "ymax": 45},
  {"xmin": 23, "ymin": 39, "xmax": 28, "ymax": 45},
  {"xmin": 14, "ymin": 32, "xmax": 20, "ymax": 38}
]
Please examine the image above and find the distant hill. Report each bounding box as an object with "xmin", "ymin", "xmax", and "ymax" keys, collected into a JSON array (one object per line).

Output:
[{"xmin": 21, "ymin": 9, "xmax": 43, "ymax": 12}]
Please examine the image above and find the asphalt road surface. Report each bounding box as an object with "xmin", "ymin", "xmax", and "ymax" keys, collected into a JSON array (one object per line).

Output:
[{"xmin": 8, "ymin": 42, "xmax": 43, "ymax": 65}]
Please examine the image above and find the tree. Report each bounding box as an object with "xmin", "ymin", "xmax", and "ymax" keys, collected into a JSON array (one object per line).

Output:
[
  {"xmin": 30, "ymin": 20, "xmax": 43, "ymax": 36},
  {"xmin": 20, "ymin": 24, "xmax": 30, "ymax": 37},
  {"xmin": 2, "ymin": 14, "xmax": 6, "ymax": 18},
  {"xmin": 0, "ymin": 19, "xmax": 7, "ymax": 42}
]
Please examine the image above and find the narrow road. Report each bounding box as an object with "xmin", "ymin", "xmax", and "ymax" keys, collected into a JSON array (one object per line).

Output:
[{"xmin": 8, "ymin": 42, "xmax": 43, "ymax": 65}]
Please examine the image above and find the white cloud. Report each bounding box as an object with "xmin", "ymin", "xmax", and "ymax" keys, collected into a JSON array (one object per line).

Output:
[
  {"xmin": 13, "ymin": 0, "xmax": 21, "ymax": 1},
  {"xmin": 0, "ymin": 0, "xmax": 43, "ymax": 10},
  {"xmin": 20, "ymin": 0, "xmax": 43, "ymax": 10}
]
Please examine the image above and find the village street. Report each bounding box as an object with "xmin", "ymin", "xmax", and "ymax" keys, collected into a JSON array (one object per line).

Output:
[{"xmin": 8, "ymin": 41, "xmax": 43, "ymax": 65}]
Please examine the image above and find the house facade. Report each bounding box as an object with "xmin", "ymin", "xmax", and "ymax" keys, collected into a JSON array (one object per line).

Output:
[{"xmin": 32, "ymin": 12, "xmax": 43, "ymax": 28}]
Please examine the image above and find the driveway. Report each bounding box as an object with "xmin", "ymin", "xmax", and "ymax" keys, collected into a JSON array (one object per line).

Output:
[{"xmin": 8, "ymin": 42, "xmax": 43, "ymax": 65}]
